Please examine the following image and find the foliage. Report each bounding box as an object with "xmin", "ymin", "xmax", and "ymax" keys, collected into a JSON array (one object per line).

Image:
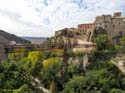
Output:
[
  {"xmin": 67, "ymin": 64, "xmax": 80, "ymax": 78},
  {"xmin": 8, "ymin": 48, "xmax": 28, "ymax": 61},
  {"xmin": 1, "ymin": 32, "xmax": 125, "ymax": 93},
  {"xmin": 114, "ymin": 45, "xmax": 125, "ymax": 53},
  {"xmin": 74, "ymin": 51, "xmax": 84, "ymax": 57},
  {"xmin": 94, "ymin": 34, "xmax": 108, "ymax": 50},
  {"xmin": 0, "ymin": 60, "xmax": 31, "ymax": 89},
  {"xmin": 41, "ymin": 57, "xmax": 61, "ymax": 88},
  {"xmin": 120, "ymin": 36, "xmax": 125, "ymax": 41},
  {"xmin": 63, "ymin": 76, "xmax": 86, "ymax": 93},
  {"xmin": 43, "ymin": 57, "xmax": 61, "ymax": 71},
  {"xmin": 28, "ymin": 51, "xmax": 44, "ymax": 63},
  {"xmin": 122, "ymin": 78, "xmax": 125, "ymax": 89},
  {"xmin": 25, "ymin": 51, "xmax": 44, "ymax": 76},
  {"xmin": 49, "ymin": 80, "xmax": 55, "ymax": 93},
  {"xmin": 110, "ymin": 88, "xmax": 125, "ymax": 93},
  {"xmin": 67, "ymin": 48, "xmax": 74, "ymax": 57}
]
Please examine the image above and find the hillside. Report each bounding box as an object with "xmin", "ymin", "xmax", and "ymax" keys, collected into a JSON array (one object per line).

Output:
[
  {"xmin": 21, "ymin": 37, "xmax": 46, "ymax": 44},
  {"xmin": 0, "ymin": 30, "xmax": 31, "ymax": 45}
]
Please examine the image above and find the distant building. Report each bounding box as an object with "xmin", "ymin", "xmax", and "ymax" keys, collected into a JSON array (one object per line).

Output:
[
  {"xmin": 94, "ymin": 12, "xmax": 125, "ymax": 43},
  {"xmin": 78, "ymin": 23, "xmax": 95, "ymax": 34},
  {"xmin": 9, "ymin": 41, "xmax": 16, "ymax": 45}
]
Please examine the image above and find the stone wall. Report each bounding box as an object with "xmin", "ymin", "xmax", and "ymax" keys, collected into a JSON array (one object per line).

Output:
[
  {"xmin": 78, "ymin": 23, "xmax": 95, "ymax": 35},
  {"xmin": 95, "ymin": 12, "xmax": 125, "ymax": 43}
]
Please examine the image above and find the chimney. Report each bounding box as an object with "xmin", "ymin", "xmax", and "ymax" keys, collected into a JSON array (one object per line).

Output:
[{"xmin": 114, "ymin": 12, "xmax": 121, "ymax": 17}]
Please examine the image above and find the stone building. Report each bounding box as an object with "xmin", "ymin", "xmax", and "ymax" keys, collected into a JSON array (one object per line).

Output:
[
  {"xmin": 78, "ymin": 23, "xmax": 95, "ymax": 34},
  {"xmin": 94, "ymin": 12, "xmax": 125, "ymax": 43}
]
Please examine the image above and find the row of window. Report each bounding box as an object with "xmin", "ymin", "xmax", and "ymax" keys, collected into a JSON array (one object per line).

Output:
[{"xmin": 79, "ymin": 25, "xmax": 93, "ymax": 29}]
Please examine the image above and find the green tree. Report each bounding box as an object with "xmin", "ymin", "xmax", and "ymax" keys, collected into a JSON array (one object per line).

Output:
[
  {"xmin": 74, "ymin": 51, "xmax": 85, "ymax": 72},
  {"xmin": 67, "ymin": 64, "xmax": 81, "ymax": 79},
  {"xmin": 41, "ymin": 57, "xmax": 61, "ymax": 89},
  {"xmin": 110, "ymin": 88, "xmax": 125, "ymax": 93},
  {"xmin": 122, "ymin": 78, "xmax": 125, "ymax": 89},
  {"xmin": 26, "ymin": 51, "xmax": 44, "ymax": 76},
  {"xmin": 8, "ymin": 47, "xmax": 28, "ymax": 61},
  {"xmin": 50, "ymin": 80, "xmax": 55, "ymax": 93},
  {"xmin": 94, "ymin": 34, "xmax": 108, "ymax": 50},
  {"xmin": 63, "ymin": 76, "xmax": 87, "ymax": 93},
  {"xmin": 0, "ymin": 60, "xmax": 31, "ymax": 89}
]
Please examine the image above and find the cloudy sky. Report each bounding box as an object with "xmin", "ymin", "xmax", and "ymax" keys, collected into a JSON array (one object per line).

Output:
[{"xmin": 0, "ymin": 0, "xmax": 124, "ymax": 37}]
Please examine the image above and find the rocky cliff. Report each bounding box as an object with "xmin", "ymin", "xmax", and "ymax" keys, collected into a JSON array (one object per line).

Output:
[{"xmin": 48, "ymin": 28, "xmax": 87, "ymax": 45}]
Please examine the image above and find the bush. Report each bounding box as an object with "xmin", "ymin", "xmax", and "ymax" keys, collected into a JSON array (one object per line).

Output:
[
  {"xmin": 63, "ymin": 76, "xmax": 87, "ymax": 93},
  {"xmin": 110, "ymin": 88, "xmax": 125, "ymax": 93}
]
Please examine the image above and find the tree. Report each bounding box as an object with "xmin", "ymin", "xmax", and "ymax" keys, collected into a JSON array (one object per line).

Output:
[
  {"xmin": 122, "ymin": 78, "xmax": 125, "ymax": 89},
  {"xmin": 28, "ymin": 51, "xmax": 44, "ymax": 63},
  {"xmin": 94, "ymin": 34, "xmax": 108, "ymax": 50},
  {"xmin": 74, "ymin": 51, "xmax": 85, "ymax": 72},
  {"xmin": 63, "ymin": 76, "xmax": 86, "ymax": 93},
  {"xmin": 110, "ymin": 88, "xmax": 125, "ymax": 93},
  {"xmin": 49, "ymin": 80, "xmax": 55, "ymax": 93},
  {"xmin": 0, "ymin": 60, "xmax": 31, "ymax": 89},
  {"xmin": 115, "ymin": 45, "xmax": 125, "ymax": 54},
  {"xmin": 26, "ymin": 51, "xmax": 44, "ymax": 76},
  {"xmin": 8, "ymin": 47, "xmax": 28, "ymax": 61},
  {"xmin": 41, "ymin": 57, "xmax": 61, "ymax": 89},
  {"xmin": 67, "ymin": 64, "xmax": 80, "ymax": 78}
]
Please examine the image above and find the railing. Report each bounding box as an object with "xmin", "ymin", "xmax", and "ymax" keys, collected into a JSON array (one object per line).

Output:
[
  {"xmin": 1, "ymin": 44, "xmax": 64, "ymax": 53},
  {"xmin": 0, "ymin": 43, "xmax": 96, "ymax": 54}
]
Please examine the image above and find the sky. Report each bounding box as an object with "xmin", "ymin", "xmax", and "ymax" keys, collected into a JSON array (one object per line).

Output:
[{"xmin": 0, "ymin": 0, "xmax": 124, "ymax": 37}]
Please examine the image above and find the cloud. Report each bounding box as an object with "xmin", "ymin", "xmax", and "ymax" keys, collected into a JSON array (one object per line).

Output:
[
  {"xmin": 70, "ymin": 0, "xmax": 87, "ymax": 8},
  {"xmin": 0, "ymin": 0, "xmax": 124, "ymax": 37}
]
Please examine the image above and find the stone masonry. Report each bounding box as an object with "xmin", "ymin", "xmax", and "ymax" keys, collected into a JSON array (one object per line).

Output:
[{"xmin": 94, "ymin": 12, "xmax": 125, "ymax": 43}]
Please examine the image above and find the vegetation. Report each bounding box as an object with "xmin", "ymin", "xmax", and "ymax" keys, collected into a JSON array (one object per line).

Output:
[{"xmin": 0, "ymin": 32, "xmax": 125, "ymax": 93}]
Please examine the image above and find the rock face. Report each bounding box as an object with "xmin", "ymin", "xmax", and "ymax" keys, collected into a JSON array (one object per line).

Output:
[
  {"xmin": 49, "ymin": 28, "xmax": 87, "ymax": 45},
  {"xmin": 0, "ymin": 30, "xmax": 31, "ymax": 45},
  {"xmin": 112, "ymin": 55, "xmax": 125, "ymax": 75},
  {"xmin": 89, "ymin": 27, "xmax": 107, "ymax": 42}
]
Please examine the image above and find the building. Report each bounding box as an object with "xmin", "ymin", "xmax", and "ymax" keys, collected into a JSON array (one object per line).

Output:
[
  {"xmin": 95, "ymin": 12, "xmax": 125, "ymax": 43},
  {"xmin": 78, "ymin": 23, "xmax": 95, "ymax": 34}
]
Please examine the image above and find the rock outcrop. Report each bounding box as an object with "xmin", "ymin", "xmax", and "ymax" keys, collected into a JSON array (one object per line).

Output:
[{"xmin": 48, "ymin": 28, "xmax": 87, "ymax": 45}]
